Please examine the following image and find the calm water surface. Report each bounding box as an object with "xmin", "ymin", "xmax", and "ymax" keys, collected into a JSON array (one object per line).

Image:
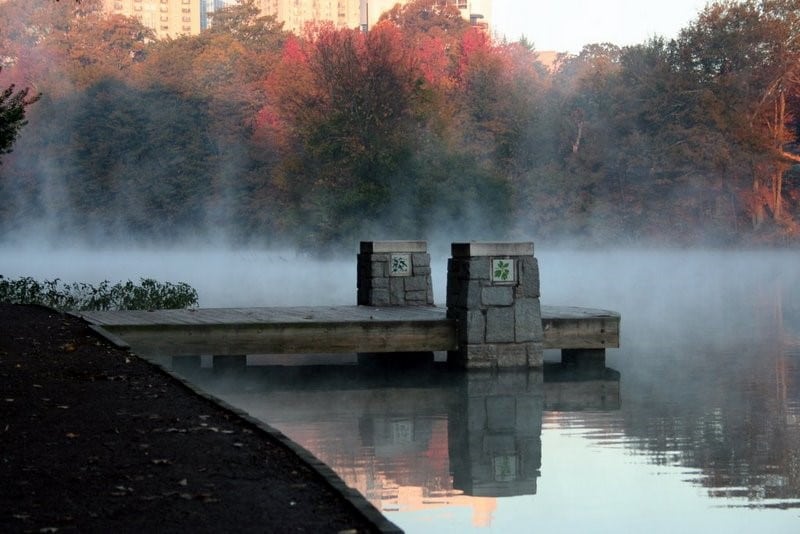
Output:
[{"xmin": 4, "ymin": 247, "xmax": 799, "ymax": 532}]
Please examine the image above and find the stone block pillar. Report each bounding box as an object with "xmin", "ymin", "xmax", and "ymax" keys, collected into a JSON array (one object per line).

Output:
[
  {"xmin": 446, "ymin": 242, "xmax": 543, "ymax": 368},
  {"xmin": 357, "ymin": 241, "xmax": 434, "ymax": 307}
]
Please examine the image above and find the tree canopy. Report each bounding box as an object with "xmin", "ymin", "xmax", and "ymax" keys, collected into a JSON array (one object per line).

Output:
[{"xmin": 2, "ymin": 0, "xmax": 800, "ymax": 247}]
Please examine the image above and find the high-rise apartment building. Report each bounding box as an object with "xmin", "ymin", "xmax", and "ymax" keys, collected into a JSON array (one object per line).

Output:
[
  {"xmin": 102, "ymin": 0, "xmax": 492, "ymax": 39},
  {"xmin": 200, "ymin": 0, "xmax": 237, "ymax": 30},
  {"xmin": 103, "ymin": 0, "xmax": 201, "ymax": 38}
]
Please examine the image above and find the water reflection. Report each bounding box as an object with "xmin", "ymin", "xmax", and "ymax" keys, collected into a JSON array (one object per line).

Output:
[{"xmin": 157, "ymin": 356, "xmax": 623, "ymax": 518}]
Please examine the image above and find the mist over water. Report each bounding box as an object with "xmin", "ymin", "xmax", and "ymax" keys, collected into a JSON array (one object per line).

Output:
[
  {"xmin": 4, "ymin": 241, "xmax": 797, "ymax": 328},
  {"xmin": 4, "ymin": 240, "xmax": 799, "ymax": 531},
  {"xmin": 0, "ymin": 244, "xmax": 355, "ymax": 307}
]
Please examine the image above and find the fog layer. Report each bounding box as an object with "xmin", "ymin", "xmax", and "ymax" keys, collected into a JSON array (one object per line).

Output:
[{"xmin": 3, "ymin": 243, "xmax": 799, "ymax": 351}]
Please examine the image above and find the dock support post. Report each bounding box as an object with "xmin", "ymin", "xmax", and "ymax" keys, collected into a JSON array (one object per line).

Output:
[
  {"xmin": 562, "ymin": 349, "xmax": 606, "ymax": 367},
  {"xmin": 357, "ymin": 241, "xmax": 434, "ymax": 306},
  {"xmin": 447, "ymin": 242, "xmax": 543, "ymax": 368}
]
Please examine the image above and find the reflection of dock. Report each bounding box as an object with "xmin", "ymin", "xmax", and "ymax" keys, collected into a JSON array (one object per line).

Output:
[
  {"xmin": 169, "ymin": 361, "xmax": 621, "ymax": 504},
  {"xmin": 78, "ymin": 305, "xmax": 620, "ymax": 363},
  {"xmin": 544, "ymin": 363, "xmax": 621, "ymax": 411}
]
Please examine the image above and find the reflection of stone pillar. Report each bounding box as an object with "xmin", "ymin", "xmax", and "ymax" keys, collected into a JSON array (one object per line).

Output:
[
  {"xmin": 447, "ymin": 242, "xmax": 543, "ymax": 368},
  {"xmin": 359, "ymin": 415, "xmax": 433, "ymax": 458},
  {"xmin": 357, "ymin": 241, "xmax": 434, "ymax": 306},
  {"xmin": 449, "ymin": 371, "xmax": 543, "ymax": 497}
]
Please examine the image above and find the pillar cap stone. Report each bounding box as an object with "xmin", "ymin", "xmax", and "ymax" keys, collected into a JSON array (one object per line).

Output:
[
  {"xmin": 451, "ymin": 242, "xmax": 534, "ymax": 258},
  {"xmin": 360, "ymin": 240, "xmax": 428, "ymax": 253}
]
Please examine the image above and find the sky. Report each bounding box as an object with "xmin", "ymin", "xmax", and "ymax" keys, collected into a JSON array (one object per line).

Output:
[{"xmin": 491, "ymin": 0, "xmax": 711, "ymax": 53}]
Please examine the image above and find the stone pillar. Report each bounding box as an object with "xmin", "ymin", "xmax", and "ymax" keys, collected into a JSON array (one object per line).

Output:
[
  {"xmin": 357, "ymin": 241, "xmax": 434, "ymax": 306},
  {"xmin": 446, "ymin": 242, "xmax": 543, "ymax": 368}
]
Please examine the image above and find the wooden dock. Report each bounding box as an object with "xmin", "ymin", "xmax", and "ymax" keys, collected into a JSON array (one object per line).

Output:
[{"xmin": 78, "ymin": 305, "xmax": 620, "ymax": 361}]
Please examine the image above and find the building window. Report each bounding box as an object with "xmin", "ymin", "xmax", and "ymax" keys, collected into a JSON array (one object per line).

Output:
[
  {"xmin": 182, "ymin": 25, "xmax": 191, "ymax": 32},
  {"xmin": 134, "ymin": 5, "xmax": 142, "ymax": 11},
  {"xmin": 161, "ymin": 15, "xmax": 169, "ymax": 21},
  {"xmin": 160, "ymin": 25, "xmax": 170, "ymax": 31},
  {"xmin": 182, "ymin": 8, "xmax": 191, "ymax": 13}
]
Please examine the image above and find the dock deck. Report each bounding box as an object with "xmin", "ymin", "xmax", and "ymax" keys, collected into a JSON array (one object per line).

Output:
[{"xmin": 78, "ymin": 305, "xmax": 620, "ymax": 358}]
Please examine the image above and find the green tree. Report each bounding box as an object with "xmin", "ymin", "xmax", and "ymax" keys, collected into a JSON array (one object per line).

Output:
[
  {"xmin": 379, "ymin": 0, "xmax": 470, "ymax": 40},
  {"xmin": 207, "ymin": 0, "xmax": 287, "ymax": 53},
  {"xmin": 0, "ymin": 70, "xmax": 39, "ymax": 163}
]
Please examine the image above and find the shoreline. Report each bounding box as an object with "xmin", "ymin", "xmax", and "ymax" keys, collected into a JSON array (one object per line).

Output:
[{"xmin": 0, "ymin": 304, "xmax": 400, "ymax": 533}]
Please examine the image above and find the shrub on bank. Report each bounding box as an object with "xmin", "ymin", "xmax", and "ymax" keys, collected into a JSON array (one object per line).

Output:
[{"xmin": 0, "ymin": 275, "xmax": 199, "ymax": 311}]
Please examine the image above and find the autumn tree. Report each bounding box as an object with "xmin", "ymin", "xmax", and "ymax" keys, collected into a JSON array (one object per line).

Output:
[
  {"xmin": 264, "ymin": 23, "xmax": 423, "ymax": 246},
  {"xmin": 379, "ymin": 0, "xmax": 470, "ymax": 40},
  {"xmin": 62, "ymin": 14, "xmax": 155, "ymax": 88},
  {"xmin": 676, "ymin": 0, "xmax": 800, "ymax": 232}
]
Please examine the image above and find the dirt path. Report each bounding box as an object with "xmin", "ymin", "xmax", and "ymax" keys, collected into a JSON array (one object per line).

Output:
[{"xmin": 0, "ymin": 304, "xmax": 397, "ymax": 533}]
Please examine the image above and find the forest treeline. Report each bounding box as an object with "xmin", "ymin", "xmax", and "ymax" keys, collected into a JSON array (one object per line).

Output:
[{"xmin": 2, "ymin": 0, "xmax": 800, "ymax": 249}]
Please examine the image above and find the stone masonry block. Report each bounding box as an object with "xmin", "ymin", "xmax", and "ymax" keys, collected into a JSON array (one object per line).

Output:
[
  {"xmin": 389, "ymin": 277, "xmax": 404, "ymax": 304},
  {"xmin": 411, "ymin": 253, "xmax": 431, "ymax": 267},
  {"xmin": 404, "ymin": 276, "xmax": 428, "ymax": 292},
  {"xmin": 468, "ymin": 258, "xmax": 491, "ymax": 281},
  {"xmin": 451, "ymin": 242, "xmax": 534, "ymax": 258},
  {"xmin": 482, "ymin": 286, "xmax": 514, "ymax": 306},
  {"xmin": 466, "ymin": 280, "xmax": 483, "ymax": 308},
  {"xmin": 413, "ymin": 265, "xmax": 432, "ymax": 276},
  {"xmin": 371, "ymin": 277, "xmax": 389, "ymax": 289},
  {"xmin": 449, "ymin": 257, "xmax": 491, "ymax": 281},
  {"xmin": 448, "ymin": 281, "xmax": 481, "ymax": 309},
  {"xmin": 466, "ymin": 310, "xmax": 485, "ymax": 344},
  {"xmin": 358, "ymin": 253, "xmax": 390, "ymax": 264},
  {"xmin": 369, "ymin": 289, "xmax": 390, "ymax": 307},
  {"xmin": 371, "ymin": 262, "xmax": 387, "ymax": 278},
  {"xmin": 526, "ymin": 342, "xmax": 544, "ymax": 367},
  {"xmin": 516, "ymin": 257, "xmax": 540, "ymax": 298},
  {"xmin": 463, "ymin": 344, "xmax": 497, "ymax": 369},
  {"xmin": 360, "ymin": 241, "xmax": 427, "ymax": 253},
  {"xmin": 406, "ymin": 290, "xmax": 428, "ymax": 304},
  {"xmin": 495, "ymin": 344, "xmax": 529, "ymax": 368},
  {"xmin": 514, "ymin": 298, "xmax": 543, "ymax": 342},
  {"xmin": 486, "ymin": 307, "xmax": 515, "ymax": 343}
]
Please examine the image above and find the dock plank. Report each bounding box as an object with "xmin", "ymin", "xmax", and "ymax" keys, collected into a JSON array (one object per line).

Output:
[
  {"xmin": 77, "ymin": 305, "xmax": 619, "ymax": 356},
  {"xmin": 541, "ymin": 306, "xmax": 620, "ymax": 349}
]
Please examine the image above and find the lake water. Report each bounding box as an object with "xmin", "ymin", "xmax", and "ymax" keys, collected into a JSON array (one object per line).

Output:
[{"xmin": 3, "ymin": 246, "xmax": 800, "ymax": 532}]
